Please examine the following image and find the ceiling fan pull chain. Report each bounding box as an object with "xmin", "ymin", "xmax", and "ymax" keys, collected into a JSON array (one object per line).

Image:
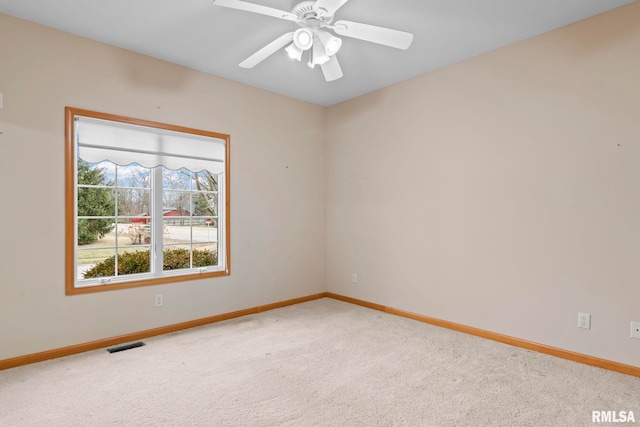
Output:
[{"xmin": 307, "ymin": 46, "xmax": 315, "ymax": 69}]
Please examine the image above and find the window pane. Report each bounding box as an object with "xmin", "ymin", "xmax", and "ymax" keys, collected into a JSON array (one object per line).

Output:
[
  {"xmin": 117, "ymin": 220, "xmax": 151, "ymax": 246},
  {"xmin": 162, "ymin": 190, "xmax": 192, "ymax": 218},
  {"xmin": 77, "ymin": 217, "xmax": 115, "ymax": 246},
  {"xmin": 163, "ymin": 219, "xmax": 192, "ymax": 246},
  {"xmin": 203, "ymin": 217, "xmax": 217, "ymax": 229},
  {"xmin": 117, "ymin": 188, "xmax": 151, "ymax": 217},
  {"xmin": 77, "ymin": 246, "xmax": 116, "ymax": 280},
  {"xmin": 193, "ymin": 217, "xmax": 217, "ymax": 243},
  {"xmin": 193, "ymin": 244, "xmax": 218, "ymax": 267},
  {"xmin": 163, "ymin": 167, "xmax": 192, "ymax": 191},
  {"xmin": 78, "ymin": 159, "xmax": 115, "ymax": 186},
  {"xmin": 194, "ymin": 242, "xmax": 218, "ymax": 267},
  {"xmin": 116, "ymin": 164, "xmax": 151, "ymax": 188},
  {"xmin": 162, "ymin": 246, "xmax": 193, "ymax": 271},
  {"xmin": 117, "ymin": 247, "xmax": 151, "ymax": 276},
  {"xmin": 78, "ymin": 186, "xmax": 115, "ymax": 219},
  {"xmin": 194, "ymin": 192, "xmax": 218, "ymax": 217},
  {"xmin": 192, "ymin": 170, "xmax": 218, "ymax": 192}
]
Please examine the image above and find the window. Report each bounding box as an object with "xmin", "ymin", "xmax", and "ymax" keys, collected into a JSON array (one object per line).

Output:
[{"xmin": 65, "ymin": 107, "xmax": 230, "ymax": 294}]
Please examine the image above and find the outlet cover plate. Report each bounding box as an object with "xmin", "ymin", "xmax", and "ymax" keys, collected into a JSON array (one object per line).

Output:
[
  {"xmin": 631, "ymin": 321, "xmax": 640, "ymax": 339},
  {"xmin": 578, "ymin": 312, "xmax": 591, "ymax": 329}
]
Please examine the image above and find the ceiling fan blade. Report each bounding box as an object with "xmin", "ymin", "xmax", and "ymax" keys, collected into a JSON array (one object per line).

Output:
[
  {"xmin": 321, "ymin": 55, "xmax": 343, "ymax": 82},
  {"xmin": 313, "ymin": 0, "xmax": 350, "ymax": 17},
  {"xmin": 213, "ymin": 0, "xmax": 298, "ymax": 22},
  {"xmin": 332, "ymin": 20, "xmax": 413, "ymax": 50},
  {"xmin": 239, "ymin": 32, "xmax": 294, "ymax": 68}
]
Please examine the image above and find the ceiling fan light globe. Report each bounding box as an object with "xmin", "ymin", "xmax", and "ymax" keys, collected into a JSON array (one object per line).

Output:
[
  {"xmin": 325, "ymin": 39, "xmax": 342, "ymax": 55},
  {"xmin": 318, "ymin": 31, "xmax": 342, "ymax": 56},
  {"xmin": 293, "ymin": 28, "xmax": 314, "ymax": 50},
  {"xmin": 285, "ymin": 43, "xmax": 303, "ymax": 61}
]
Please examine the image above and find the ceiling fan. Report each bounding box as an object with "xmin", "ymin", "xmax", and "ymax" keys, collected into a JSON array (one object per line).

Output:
[{"xmin": 212, "ymin": 0, "xmax": 414, "ymax": 81}]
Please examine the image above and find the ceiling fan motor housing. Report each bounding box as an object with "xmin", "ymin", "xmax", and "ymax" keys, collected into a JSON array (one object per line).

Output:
[{"xmin": 292, "ymin": 1, "xmax": 334, "ymax": 27}]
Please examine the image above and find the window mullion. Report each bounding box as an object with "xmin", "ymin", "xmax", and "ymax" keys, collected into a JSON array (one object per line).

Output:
[
  {"xmin": 151, "ymin": 167, "xmax": 164, "ymax": 275},
  {"xmin": 218, "ymin": 173, "xmax": 225, "ymax": 269},
  {"xmin": 114, "ymin": 166, "xmax": 119, "ymax": 276}
]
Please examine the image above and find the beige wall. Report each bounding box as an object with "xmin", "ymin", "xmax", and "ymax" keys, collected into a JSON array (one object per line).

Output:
[
  {"xmin": 0, "ymin": 14, "xmax": 326, "ymax": 360},
  {"xmin": 326, "ymin": 2, "xmax": 640, "ymax": 367}
]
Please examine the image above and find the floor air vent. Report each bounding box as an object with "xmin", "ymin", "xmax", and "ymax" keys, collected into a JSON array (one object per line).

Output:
[{"xmin": 107, "ymin": 341, "xmax": 145, "ymax": 353}]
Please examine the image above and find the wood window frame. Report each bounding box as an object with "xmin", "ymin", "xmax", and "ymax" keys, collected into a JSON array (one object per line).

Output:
[{"xmin": 65, "ymin": 107, "xmax": 231, "ymax": 295}]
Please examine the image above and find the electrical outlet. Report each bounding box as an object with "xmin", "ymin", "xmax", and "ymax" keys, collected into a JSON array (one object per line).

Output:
[
  {"xmin": 578, "ymin": 312, "xmax": 591, "ymax": 329},
  {"xmin": 631, "ymin": 321, "xmax": 640, "ymax": 339},
  {"xmin": 155, "ymin": 294, "xmax": 163, "ymax": 307},
  {"xmin": 351, "ymin": 273, "xmax": 358, "ymax": 284}
]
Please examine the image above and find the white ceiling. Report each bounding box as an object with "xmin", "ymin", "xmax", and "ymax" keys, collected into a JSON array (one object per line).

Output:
[{"xmin": 0, "ymin": 0, "xmax": 636, "ymax": 106}]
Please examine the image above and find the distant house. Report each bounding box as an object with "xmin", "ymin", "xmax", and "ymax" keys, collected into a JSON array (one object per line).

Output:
[{"xmin": 132, "ymin": 207, "xmax": 192, "ymax": 224}]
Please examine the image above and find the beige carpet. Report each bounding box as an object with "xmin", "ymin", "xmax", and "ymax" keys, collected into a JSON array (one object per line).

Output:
[{"xmin": 1, "ymin": 298, "xmax": 638, "ymax": 426}]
